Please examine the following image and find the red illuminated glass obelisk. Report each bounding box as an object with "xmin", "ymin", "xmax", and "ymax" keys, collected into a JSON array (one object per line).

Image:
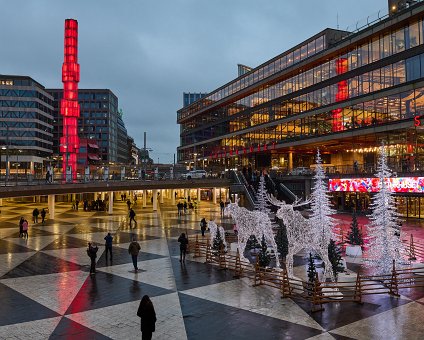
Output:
[{"xmin": 60, "ymin": 19, "xmax": 80, "ymax": 180}]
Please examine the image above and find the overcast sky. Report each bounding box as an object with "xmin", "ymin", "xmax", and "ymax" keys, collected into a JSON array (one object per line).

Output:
[{"xmin": 0, "ymin": 0, "xmax": 387, "ymax": 163}]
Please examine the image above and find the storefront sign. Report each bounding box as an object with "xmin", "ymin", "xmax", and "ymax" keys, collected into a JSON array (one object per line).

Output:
[{"xmin": 329, "ymin": 177, "xmax": 424, "ymax": 193}]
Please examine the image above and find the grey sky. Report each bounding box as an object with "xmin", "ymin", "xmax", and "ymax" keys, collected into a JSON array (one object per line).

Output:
[{"xmin": 0, "ymin": 0, "xmax": 386, "ymax": 163}]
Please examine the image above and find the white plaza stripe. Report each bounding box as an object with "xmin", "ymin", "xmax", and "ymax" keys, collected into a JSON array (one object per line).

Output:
[
  {"xmin": 0, "ymin": 270, "xmax": 88, "ymax": 315},
  {"xmin": 97, "ymin": 257, "xmax": 176, "ymax": 291},
  {"xmin": 66, "ymin": 292, "xmax": 187, "ymax": 340},
  {"xmin": 0, "ymin": 251, "xmax": 36, "ymax": 277},
  {"xmin": 181, "ymin": 278, "xmax": 324, "ymax": 331},
  {"xmin": 330, "ymin": 301, "xmax": 424, "ymax": 339},
  {"xmin": 5, "ymin": 235, "xmax": 61, "ymax": 251},
  {"xmin": 0, "ymin": 316, "xmax": 62, "ymax": 340},
  {"xmin": 33, "ymin": 225, "xmax": 76, "ymax": 235}
]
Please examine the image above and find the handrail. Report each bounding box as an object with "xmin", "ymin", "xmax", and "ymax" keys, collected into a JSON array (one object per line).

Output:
[
  {"xmin": 279, "ymin": 182, "xmax": 298, "ymax": 203},
  {"xmin": 232, "ymin": 171, "xmax": 257, "ymax": 208}
]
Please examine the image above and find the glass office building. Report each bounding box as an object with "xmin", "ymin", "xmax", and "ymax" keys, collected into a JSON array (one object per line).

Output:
[
  {"xmin": 177, "ymin": 1, "xmax": 424, "ymax": 218},
  {"xmin": 48, "ymin": 89, "xmax": 122, "ymax": 165},
  {"xmin": 0, "ymin": 75, "xmax": 54, "ymax": 176}
]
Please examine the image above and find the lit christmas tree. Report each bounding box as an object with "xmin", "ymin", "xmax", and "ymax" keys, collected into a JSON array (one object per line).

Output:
[
  {"xmin": 366, "ymin": 143, "xmax": 405, "ymax": 274},
  {"xmin": 309, "ymin": 149, "xmax": 337, "ymax": 251},
  {"xmin": 327, "ymin": 239, "xmax": 344, "ymax": 281},
  {"xmin": 255, "ymin": 175, "xmax": 271, "ymax": 214},
  {"xmin": 347, "ymin": 210, "xmax": 364, "ymax": 246},
  {"xmin": 258, "ymin": 234, "xmax": 271, "ymax": 267},
  {"xmin": 212, "ymin": 228, "xmax": 224, "ymax": 253},
  {"xmin": 307, "ymin": 253, "xmax": 317, "ymax": 295},
  {"xmin": 245, "ymin": 235, "xmax": 260, "ymax": 251}
]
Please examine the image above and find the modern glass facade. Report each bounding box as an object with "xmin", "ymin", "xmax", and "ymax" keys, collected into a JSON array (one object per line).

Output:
[
  {"xmin": 48, "ymin": 89, "xmax": 121, "ymax": 165},
  {"xmin": 177, "ymin": 2, "xmax": 424, "ymax": 175},
  {"xmin": 0, "ymin": 75, "xmax": 54, "ymax": 175}
]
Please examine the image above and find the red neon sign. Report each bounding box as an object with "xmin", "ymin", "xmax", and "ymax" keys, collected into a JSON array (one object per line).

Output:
[
  {"xmin": 60, "ymin": 19, "xmax": 80, "ymax": 180},
  {"xmin": 332, "ymin": 58, "xmax": 348, "ymax": 132}
]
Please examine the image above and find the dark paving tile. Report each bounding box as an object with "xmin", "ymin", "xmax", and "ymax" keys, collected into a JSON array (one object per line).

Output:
[
  {"xmin": 171, "ymin": 257, "xmax": 236, "ymax": 291},
  {"xmin": 1, "ymin": 252, "xmax": 82, "ymax": 278},
  {"xmin": 292, "ymin": 294, "xmax": 412, "ymax": 331},
  {"xmin": 66, "ymin": 225, "xmax": 109, "ymax": 235},
  {"xmin": 49, "ymin": 317, "xmax": 112, "ymax": 339},
  {"xmin": 0, "ymin": 238, "xmax": 33, "ymax": 254},
  {"xmin": 65, "ymin": 271, "xmax": 173, "ymax": 314},
  {"xmin": 96, "ymin": 247, "xmax": 166, "ymax": 268},
  {"xmin": 179, "ymin": 293, "xmax": 323, "ymax": 340},
  {"xmin": 329, "ymin": 333, "xmax": 358, "ymax": 340},
  {"xmin": 42, "ymin": 235, "xmax": 92, "ymax": 250},
  {"xmin": 0, "ymin": 282, "xmax": 59, "ymax": 326},
  {"xmin": 399, "ymin": 286, "xmax": 424, "ymax": 301},
  {"xmin": 111, "ymin": 231, "xmax": 159, "ymax": 244}
]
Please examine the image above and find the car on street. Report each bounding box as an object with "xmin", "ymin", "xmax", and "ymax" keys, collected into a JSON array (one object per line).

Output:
[{"xmin": 181, "ymin": 170, "xmax": 207, "ymax": 179}]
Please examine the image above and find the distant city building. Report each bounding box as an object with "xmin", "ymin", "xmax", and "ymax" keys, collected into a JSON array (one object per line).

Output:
[
  {"xmin": 116, "ymin": 109, "xmax": 128, "ymax": 164},
  {"xmin": 127, "ymin": 136, "xmax": 139, "ymax": 165},
  {"xmin": 47, "ymin": 89, "xmax": 126, "ymax": 166},
  {"xmin": 237, "ymin": 64, "xmax": 253, "ymax": 76},
  {"xmin": 0, "ymin": 75, "xmax": 54, "ymax": 176},
  {"xmin": 183, "ymin": 92, "xmax": 208, "ymax": 108}
]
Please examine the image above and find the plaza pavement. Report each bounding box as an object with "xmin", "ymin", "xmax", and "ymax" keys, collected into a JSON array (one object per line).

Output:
[{"xmin": 0, "ymin": 198, "xmax": 424, "ymax": 339}]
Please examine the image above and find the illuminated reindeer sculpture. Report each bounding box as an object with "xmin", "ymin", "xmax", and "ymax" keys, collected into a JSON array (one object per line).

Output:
[
  {"xmin": 267, "ymin": 194, "xmax": 334, "ymax": 281},
  {"xmin": 224, "ymin": 199, "xmax": 281, "ymax": 268}
]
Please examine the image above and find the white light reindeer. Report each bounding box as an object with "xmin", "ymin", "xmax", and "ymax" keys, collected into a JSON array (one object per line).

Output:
[
  {"xmin": 267, "ymin": 195, "xmax": 334, "ymax": 281},
  {"xmin": 208, "ymin": 220, "xmax": 227, "ymax": 252},
  {"xmin": 224, "ymin": 199, "xmax": 281, "ymax": 268}
]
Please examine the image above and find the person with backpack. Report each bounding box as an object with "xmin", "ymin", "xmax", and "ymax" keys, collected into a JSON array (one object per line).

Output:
[
  {"xmin": 178, "ymin": 233, "xmax": 189, "ymax": 262},
  {"xmin": 128, "ymin": 237, "xmax": 141, "ymax": 271},
  {"xmin": 87, "ymin": 242, "xmax": 99, "ymax": 275}
]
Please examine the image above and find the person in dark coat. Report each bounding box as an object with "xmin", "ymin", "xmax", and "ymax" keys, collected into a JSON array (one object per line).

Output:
[
  {"xmin": 87, "ymin": 242, "xmax": 98, "ymax": 275},
  {"xmin": 41, "ymin": 208, "xmax": 46, "ymax": 224},
  {"xmin": 104, "ymin": 232, "xmax": 113, "ymax": 261},
  {"xmin": 200, "ymin": 218, "xmax": 207, "ymax": 237},
  {"xmin": 178, "ymin": 233, "xmax": 189, "ymax": 262},
  {"xmin": 137, "ymin": 295, "xmax": 157, "ymax": 340}
]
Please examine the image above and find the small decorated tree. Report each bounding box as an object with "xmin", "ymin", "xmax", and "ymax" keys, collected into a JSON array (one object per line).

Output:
[
  {"xmin": 258, "ymin": 234, "xmax": 271, "ymax": 267},
  {"xmin": 212, "ymin": 228, "xmax": 224, "ymax": 253},
  {"xmin": 245, "ymin": 235, "xmax": 260, "ymax": 251},
  {"xmin": 307, "ymin": 253, "xmax": 317, "ymax": 295},
  {"xmin": 275, "ymin": 219, "xmax": 289, "ymax": 260},
  {"xmin": 328, "ymin": 239, "xmax": 344, "ymax": 281},
  {"xmin": 256, "ymin": 175, "xmax": 271, "ymax": 214},
  {"xmin": 347, "ymin": 211, "xmax": 364, "ymax": 246}
]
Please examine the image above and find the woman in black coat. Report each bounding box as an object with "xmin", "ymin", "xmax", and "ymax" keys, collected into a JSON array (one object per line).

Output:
[{"xmin": 137, "ymin": 295, "xmax": 157, "ymax": 340}]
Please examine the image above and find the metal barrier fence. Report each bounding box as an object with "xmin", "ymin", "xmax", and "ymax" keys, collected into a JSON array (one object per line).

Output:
[{"xmin": 187, "ymin": 232, "xmax": 424, "ymax": 312}]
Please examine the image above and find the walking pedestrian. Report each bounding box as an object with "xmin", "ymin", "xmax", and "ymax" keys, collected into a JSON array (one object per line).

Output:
[
  {"xmin": 127, "ymin": 199, "xmax": 131, "ymax": 210},
  {"xmin": 104, "ymin": 232, "xmax": 113, "ymax": 261},
  {"xmin": 220, "ymin": 200, "xmax": 225, "ymax": 217},
  {"xmin": 200, "ymin": 218, "xmax": 207, "ymax": 237},
  {"xmin": 41, "ymin": 208, "xmax": 46, "ymax": 224},
  {"xmin": 32, "ymin": 208, "xmax": 39, "ymax": 224},
  {"xmin": 128, "ymin": 237, "xmax": 141, "ymax": 271},
  {"xmin": 22, "ymin": 219, "xmax": 29, "ymax": 239},
  {"xmin": 45, "ymin": 170, "xmax": 50, "ymax": 184},
  {"xmin": 19, "ymin": 217, "xmax": 24, "ymax": 238},
  {"xmin": 137, "ymin": 295, "xmax": 157, "ymax": 340},
  {"xmin": 178, "ymin": 233, "xmax": 189, "ymax": 262},
  {"xmin": 129, "ymin": 208, "xmax": 137, "ymax": 227},
  {"xmin": 87, "ymin": 242, "xmax": 98, "ymax": 275}
]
